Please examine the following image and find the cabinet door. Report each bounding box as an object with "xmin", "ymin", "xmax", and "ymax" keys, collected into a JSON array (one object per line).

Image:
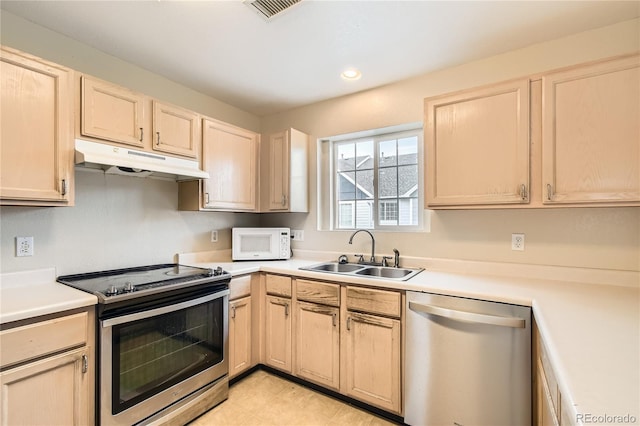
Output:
[
  {"xmin": 343, "ymin": 311, "xmax": 401, "ymax": 413},
  {"xmin": 536, "ymin": 361, "xmax": 560, "ymax": 426},
  {"xmin": 294, "ymin": 301, "xmax": 340, "ymax": 390},
  {"xmin": 0, "ymin": 347, "xmax": 89, "ymax": 426},
  {"xmin": 1, "ymin": 47, "xmax": 73, "ymax": 204},
  {"xmin": 202, "ymin": 119, "xmax": 257, "ymax": 210},
  {"xmin": 229, "ymin": 296, "xmax": 252, "ymax": 379},
  {"xmin": 268, "ymin": 130, "xmax": 290, "ymax": 210},
  {"xmin": 81, "ymin": 76, "xmax": 145, "ymax": 148},
  {"xmin": 542, "ymin": 55, "xmax": 640, "ymax": 204},
  {"xmin": 425, "ymin": 79, "xmax": 530, "ymax": 206},
  {"xmin": 264, "ymin": 295, "xmax": 292, "ymax": 373},
  {"xmin": 152, "ymin": 100, "xmax": 199, "ymax": 158}
]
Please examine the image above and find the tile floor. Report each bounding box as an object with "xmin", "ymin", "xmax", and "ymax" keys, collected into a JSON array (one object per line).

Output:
[{"xmin": 188, "ymin": 370, "xmax": 399, "ymax": 426}]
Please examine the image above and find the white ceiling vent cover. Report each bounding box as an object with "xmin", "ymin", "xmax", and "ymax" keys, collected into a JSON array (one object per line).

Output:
[{"xmin": 244, "ymin": 0, "xmax": 302, "ymax": 21}]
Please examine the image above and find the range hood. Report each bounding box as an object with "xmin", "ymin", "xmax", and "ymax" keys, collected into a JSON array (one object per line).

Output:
[{"xmin": 74, "ymin": 139, "xmax": 209, "ymax": 181}]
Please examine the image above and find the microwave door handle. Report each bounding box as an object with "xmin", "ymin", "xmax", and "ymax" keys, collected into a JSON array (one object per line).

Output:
[
  {"xmin": 102, "ymin": 290, "xmax": 230, "ymax": 327},
  {"xmin": 408, "ymin": 301, "xmax": 526, "ymax": 329}
]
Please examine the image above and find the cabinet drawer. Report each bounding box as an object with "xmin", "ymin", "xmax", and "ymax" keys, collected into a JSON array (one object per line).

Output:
[
  {"xmin": 0, "ymin": 312, "xmax": 88, "ymax": 368},
  {"xmin": 266, "ymin": 274, "xmax": 292, "ymax": 297},
  {"xmin": 229, "ymin": 275, "xmax": 252, "ymax": 300},
  {"xmin": 346, "ymin": 287, "xmax": 401, "ymax": 318},
  {"xmin": 296, "ymin": 280, "xmax": 340, "ymax": 307}
]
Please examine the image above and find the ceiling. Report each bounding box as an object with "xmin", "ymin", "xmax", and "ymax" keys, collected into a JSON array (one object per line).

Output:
[{"xmin": 2, "ymin": 1, "xmax": 638, "ymax": 116}]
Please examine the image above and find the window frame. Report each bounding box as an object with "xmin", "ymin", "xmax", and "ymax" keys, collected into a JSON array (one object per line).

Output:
[{"xmin": 319, "ymin": 124, "xmax": 424, "ymax": 232}]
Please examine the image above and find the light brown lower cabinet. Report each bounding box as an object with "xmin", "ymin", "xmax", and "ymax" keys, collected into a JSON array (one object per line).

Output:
[
  {"xmin": 264, "ymin": 294, "xmax": 292, "ymax": 373},
  {"xmin": 260, "ymin": 274, "xmax": 403, "ymax": 416},
  {"xmin": 229, "ymin": 296, "xmax": 252, "ymax": 379},
  {"xmin": 342, "ymin": 308, "xmax": 402, "ymax": 414},
  {"xmin": 0, "ymin": 308, "xmax": 95, "ymax": 426},
  {"xmin": 534, "ymin": 320, "xmax": 573, "ymax": 426},
  {"xmin": 294, "ymin": 300, "xmax": 340, "ymax": 391}
]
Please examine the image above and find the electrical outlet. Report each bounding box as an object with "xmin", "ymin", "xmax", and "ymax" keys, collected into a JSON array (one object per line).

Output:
[
  {"xmin": 291, "ymin": 230, "xmax": 304, "ymax": 241},
  {"xmin": 16, "ymin": 236, "xmax": 34, "ymax": 257},
  {"xmin": 511, "ymin": 233, "xmax": 525, "ymax": 251},
  {"xmin": 210, "ymin": 230, "xmax": 219, "ymax": 243}
]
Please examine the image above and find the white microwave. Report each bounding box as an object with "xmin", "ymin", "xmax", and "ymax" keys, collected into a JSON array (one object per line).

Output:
[{"xmin": 232, "ymin": 227, "xmax": 291, "ymax": 261}]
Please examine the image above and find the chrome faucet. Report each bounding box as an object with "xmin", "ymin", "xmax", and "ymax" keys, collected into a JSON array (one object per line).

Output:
[{"xmin": 348, "ymin": 229, "xmax": 376, "ymax": 264}]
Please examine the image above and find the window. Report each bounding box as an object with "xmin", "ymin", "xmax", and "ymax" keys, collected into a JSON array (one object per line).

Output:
[{"xmin": 326, "ymin": 126, "xmax": 422, "ymax": 231}]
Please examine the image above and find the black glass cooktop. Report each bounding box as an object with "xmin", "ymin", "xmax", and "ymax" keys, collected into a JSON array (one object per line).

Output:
[{"xmin": 57, "ymin": 263, "xmax": 228, "ymax": 302}]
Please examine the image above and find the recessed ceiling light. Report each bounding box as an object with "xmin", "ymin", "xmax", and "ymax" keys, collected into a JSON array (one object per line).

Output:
[{"xmin": 341, "ymin": 68, "xmax": 362, "ymax": 80}]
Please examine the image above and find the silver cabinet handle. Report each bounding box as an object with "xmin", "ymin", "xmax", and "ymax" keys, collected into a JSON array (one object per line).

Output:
[
  {"xmin": 408, "ymin": 301, "xmax": 525, "ymax": 328},
  {"xmin": 82, "ymin": 354, "xmax": 88, "ymax": 374},
  {"xmin": 61, "ymin": 179, "xmax": 67, "ymax": 196},
  {"xmin": 140, "ymin": 127, "xmax": 144, "ymax": 142},
  {"xmin": 332, "ymin": 313, "xmax": 337, "ymax": 327},
  {"xmin": 547, "ymin": 183, "xmax": 553, "ymax": 201},
  {"xmin": 205, "ymin": 192, "xmax": 210, "ymax": 205},
  {"xmin": 156, "ymin": 131, "xmax": 160, "ymax": 145},
  {"xmin": 346, "ymin": 316, "xmax": 351, "ymax": 331},
  {"xmin": 285, "ymin": 302, "xmax": 289, "ymax": 317},
  {"xmin": 281, "ymin": 194, "xmax": 287, "ymax": 206},
  {"xmin": 520, "ymin": 184, "xmax": 527, "ymax": 201},
  {"xmin": 231, "ymin": 305, "xmax": 236, "ymax": 319}
]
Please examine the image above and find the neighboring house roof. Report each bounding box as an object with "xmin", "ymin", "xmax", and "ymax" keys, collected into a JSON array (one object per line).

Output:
[{"xmin": 337, "ymin": 154, "xmax": 417, "ymax": 199}]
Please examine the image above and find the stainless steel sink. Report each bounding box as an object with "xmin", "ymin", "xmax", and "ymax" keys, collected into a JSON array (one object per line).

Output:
[
  {"xmin": 308, "ymin": 262, "xmax": 365, "ymax": 273},
  {"xmin": 355, "ymin": 267, "xmax": 416, "ymax": 279},
  {"xmin": 300, "ymin": 261, "xmax": 423, "ymax": 281}
]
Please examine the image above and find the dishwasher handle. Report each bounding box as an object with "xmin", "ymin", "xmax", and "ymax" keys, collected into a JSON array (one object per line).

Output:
[{"xmin": 408, "ymin": 301, "xmax": 526, "ymax": 328}]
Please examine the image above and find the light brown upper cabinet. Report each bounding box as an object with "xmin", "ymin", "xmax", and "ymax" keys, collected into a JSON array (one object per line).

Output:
[
  {"xmin": 81, "ymin": 76, "xmax": 145, "ymax": 148},
  {"xmin": 1, "ymin": 46, "xmax": 74, "ymax": 206},
  {"xmin": 542, "ymin": 55, "xmax": 640, "ymax": 205},
  {"xmin": 152, "ymin": 101, "xmax": 199, "ymax": 158},
  {"xmin": 80, "ymin": 76, "xmax": 199, "ymax": 159},
  {"xmin": 425, "ymin": 79, "xmax": 530, "ymax": 207},
  {"xmin": 264, "ymin": 128, "xmax": 309, "ymax": 212},
  {"xmin": 178, "ymin": 118, "xmax": 258, "ymax": 212}
]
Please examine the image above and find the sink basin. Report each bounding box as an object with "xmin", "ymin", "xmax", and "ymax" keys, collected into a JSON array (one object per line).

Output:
[
  {"xmin": 300, "ymin": 261, "xmax": 423, "ymax": 281},
  {"xmin": 354, "ymin": 267, "xmax": 415, "ymax": 279},
  {"xmin": 307, "ymin": 263, "xmax": 364, "ymax": 273}
]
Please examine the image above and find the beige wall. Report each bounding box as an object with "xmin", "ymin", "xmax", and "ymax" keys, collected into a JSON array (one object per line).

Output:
[{"xmin": 261, "ymin": 18, "xmax": 640, "ymax": 272}]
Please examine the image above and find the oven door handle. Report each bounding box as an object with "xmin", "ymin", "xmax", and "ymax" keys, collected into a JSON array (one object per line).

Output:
[{"xmin": 101, "ymin": 289, "xmax": 230, "ymax": 328}]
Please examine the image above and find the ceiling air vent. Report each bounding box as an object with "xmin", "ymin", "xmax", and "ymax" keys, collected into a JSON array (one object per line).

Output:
[{"xmin": 244, "ymin": 0, "xmax": 302, "ymax": 21}]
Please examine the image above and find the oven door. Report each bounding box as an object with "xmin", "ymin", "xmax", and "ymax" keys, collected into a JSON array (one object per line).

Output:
[{"xmin": 100, "ymin": 289, "xmax": 229, "ymax": 425}]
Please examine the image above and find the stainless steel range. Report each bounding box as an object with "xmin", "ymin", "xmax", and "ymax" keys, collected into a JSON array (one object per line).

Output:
[{"xmin": 58, "ymin": 264, "xmax": 231, "ymax": 426}]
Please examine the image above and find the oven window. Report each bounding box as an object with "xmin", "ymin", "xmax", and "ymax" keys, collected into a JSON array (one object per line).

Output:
[{"xmin": 112, "ymin": 297, "xmax": 224, "ymax": 414}]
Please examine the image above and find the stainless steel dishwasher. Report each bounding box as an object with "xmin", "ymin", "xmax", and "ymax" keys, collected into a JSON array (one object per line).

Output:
[{"xmin": 405, "ymin": 291, "xmax": 531, "ymax": 426}]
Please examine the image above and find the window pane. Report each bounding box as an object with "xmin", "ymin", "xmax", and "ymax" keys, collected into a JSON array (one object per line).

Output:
[
  {"xmin": 356, "ymin": 140, "xmax": 374, "ymax": 163},
  {"xmin": 337, "ymin": 171, "xmax": 356, "ymax": 200},
  {"xmin": 399, "ymin": 198, "xmax": 418, "ymax": 226},
  {"xmin": 337, "ymin": 143, "xmax": 355, "ymax": 171},
  {"xmin": 355, "ymin": 200, "xmax": 374, "ymax": 229},
  {"xmin": 398, "ymin": 136, "xmax": 418, "ymax": 165},
  {"xmin": 355, "ymin": 169, "xmax": 374, "ymax": 200},
  {"xmin": 378, "ymin": 167, "xmax": 397, "ymax": 198},
  {"xmin": 398, "ymin": 165, "xmax": 418, "ymax": 196},
  {"xmin": 379, "ymin": 200, "xmax": 398, "ymax": 226},
  {"xmin": 379, "ymin": 139, "xmax": 397, "ymax": 167},
  {"xmin": 338, "ymin": 202, "xmax": 354, "ymax": 229}
]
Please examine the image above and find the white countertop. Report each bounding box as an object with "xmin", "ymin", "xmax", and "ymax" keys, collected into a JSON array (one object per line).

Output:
[
  {"xmin": 182, "ymin": 255, "xmax": 640, "ymax": 426},
  {"xmin": 0, "ymin": 268, "xmax": 97, "ymax": 324}
]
